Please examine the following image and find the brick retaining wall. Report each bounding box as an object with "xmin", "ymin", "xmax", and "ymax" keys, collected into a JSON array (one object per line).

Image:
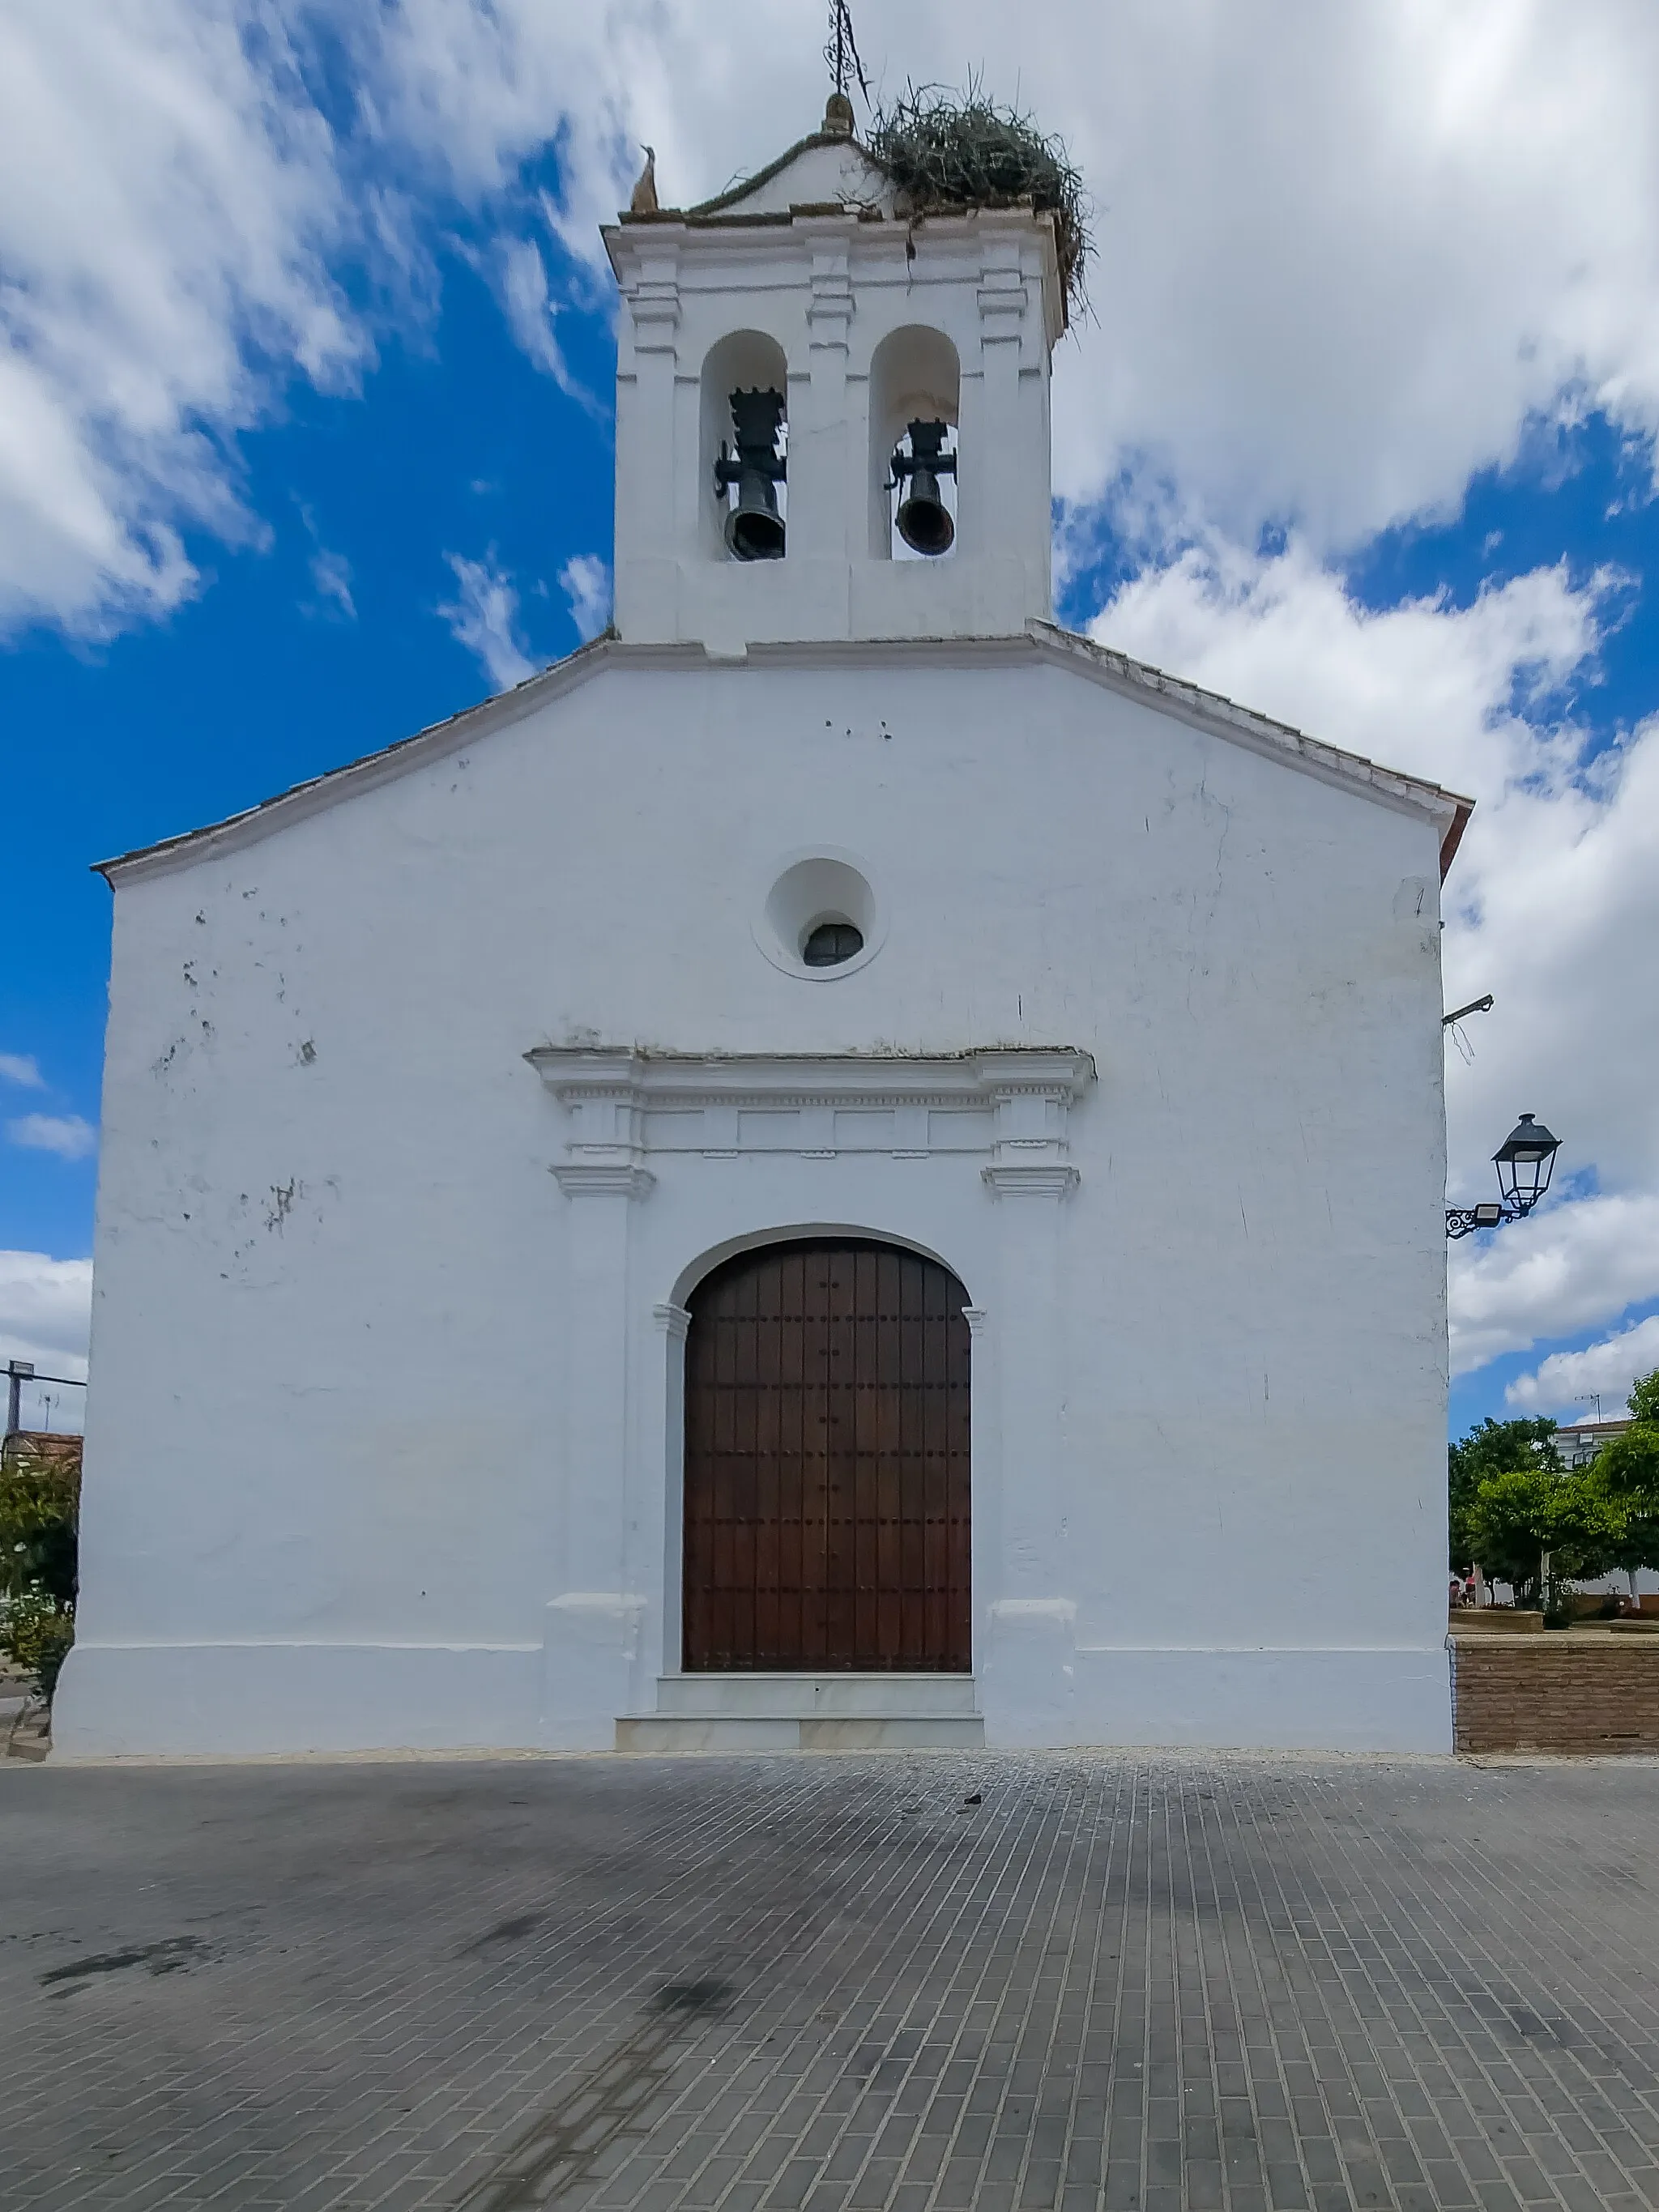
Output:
[{"xmin": 1451, "ymin": 1632, "xmax": 1659, "ymax": 1754}]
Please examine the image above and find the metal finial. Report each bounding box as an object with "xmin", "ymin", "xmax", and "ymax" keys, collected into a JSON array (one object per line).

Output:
[{"xmin": 825, "ymin": 1, "xmax": 870, "ymax": 105}]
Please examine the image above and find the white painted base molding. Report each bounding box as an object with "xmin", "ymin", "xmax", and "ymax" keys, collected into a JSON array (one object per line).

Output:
[
  {"xmin": 49, "ymin": 1644, "xmax": 1448, "ymax": 1758},
  {"xmin": 615, "ymin": 1673, "xmax": 986, "ymax": 1752}
]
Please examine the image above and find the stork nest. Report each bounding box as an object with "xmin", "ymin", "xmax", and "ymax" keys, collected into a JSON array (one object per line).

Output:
[{"xmin": 866, "ymin": 83, "xmax": 1092, "ymax": 324}]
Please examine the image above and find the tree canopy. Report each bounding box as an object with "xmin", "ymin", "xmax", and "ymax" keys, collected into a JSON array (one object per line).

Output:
[
  {"xmin": 1448, "ymin": 1417, "xmax": 1559, "ymax": 1569},
  {"xmin": 1465, "ymin": 1464, "xmax": 1620, "ymax": 1606},
  {"xmin": 1584, "ymin": 1367, "xmax": 1659, "ymax": 1594},
  {"xmin": 1451, "ymin": 1368, "xmax": 1659, "ymax": 1609}
]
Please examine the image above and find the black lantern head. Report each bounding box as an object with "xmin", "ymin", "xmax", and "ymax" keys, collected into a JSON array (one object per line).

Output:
[
  {"xmin": 891, "ymin": 418, "xmax": 957, "ymax": 556},
  {"xmin": 713, "ymin": 388, "xmax": 787, "ymax": 561},
  {"xmin": 1492, "ymin": 1113, "xmax": 1560, "ymax": 1216}
]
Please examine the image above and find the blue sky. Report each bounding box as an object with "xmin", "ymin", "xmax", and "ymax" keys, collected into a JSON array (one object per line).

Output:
[{"xmin": 4, "ymin": 2, "xmax": 1658, "ymax": 1442}]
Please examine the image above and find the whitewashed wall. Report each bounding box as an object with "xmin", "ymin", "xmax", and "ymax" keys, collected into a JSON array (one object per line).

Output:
[{"xmin": 54, "ymin": 646, "xmax": 1454, "ymax": 1756}]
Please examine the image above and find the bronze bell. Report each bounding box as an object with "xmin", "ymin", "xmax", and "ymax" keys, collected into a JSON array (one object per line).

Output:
[
  {"xmin": 713, "ymin": 388, "xmax": 787, "ymax": 560},
  {"xmin": 891, "ymin": 419, "xmax": 957, "ymax": 556}
]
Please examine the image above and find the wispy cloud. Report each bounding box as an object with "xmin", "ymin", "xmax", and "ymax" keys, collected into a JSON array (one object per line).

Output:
[
  {"xmin": 0, "ymin": 1, "xmax": 361, "ymax": 637},
  {"xmin": 437, "ymin": 551, "xmax": 535, "ymax": 692},
  {"xmin": 0, "ymin": 1054, "xmax": 44, "ymax": 1089},
  {"xmin": 495, "ymin": 233, "xmax": 605, "ymax": 418},
  {"xmin": 309, "ymin": 546, "xmax": 356, "ymax": 620},
  {"xmin": 8, "ymin": 1113, "xmax": 96, "ymax": 1162},
  {"xmin": 558, "ymin": 553, "xmax": 610, "ymax": 643}
]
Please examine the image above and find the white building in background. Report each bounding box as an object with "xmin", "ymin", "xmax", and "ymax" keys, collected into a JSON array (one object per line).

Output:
[
  {"xmin": 55, "ymin": 101, "xmax": 1472, "ymax": 1760},
  {"xmin": 1554, "ymin": 1419, "xmax": 1633, "ymax": 1468}
]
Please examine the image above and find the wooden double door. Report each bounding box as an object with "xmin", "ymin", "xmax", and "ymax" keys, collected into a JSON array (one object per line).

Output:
[{"xmin": 682, "ymin": 1240, "xmax": 972, "ymax": 1672}]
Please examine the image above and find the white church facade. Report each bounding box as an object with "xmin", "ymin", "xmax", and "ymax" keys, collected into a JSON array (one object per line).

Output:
[{"xmin": 55, "ymin": 104, "xmax": 1469, "ymax": 1760}]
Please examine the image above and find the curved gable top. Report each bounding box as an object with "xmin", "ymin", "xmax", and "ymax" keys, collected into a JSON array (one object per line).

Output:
[
  {"xmin": 619, "ymin": 127, "xmax": 898, "ymax": 229},
  {"xmin": 95, "ymin": 624, "xmax": 1473, "ymax": 886}
]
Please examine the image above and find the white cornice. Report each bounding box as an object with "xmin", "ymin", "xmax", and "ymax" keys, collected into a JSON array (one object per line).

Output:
[
  {"xmin": 552, "ymin": 1161, "xmax": 656, "ymax": 1200},
  {"xmin": 983, "ymin": 1163, "xmax": 1081, "ymax": 1200},
  {"xmin": 527, "ymin": 1046, "xmax": 1094, "ymax": 1182},
  {"xmin": 607, "ymin": 207, "xmax": 1064, "ymax": 349},
  {"xmin": 97, "ymin": 627, "xmax": 1472, "ymax": 888}
]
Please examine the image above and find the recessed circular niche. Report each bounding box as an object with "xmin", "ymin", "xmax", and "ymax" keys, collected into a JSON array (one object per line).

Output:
[{"xmin": 757, "ymin": 851, "xmax": 885, "ymax": 980}]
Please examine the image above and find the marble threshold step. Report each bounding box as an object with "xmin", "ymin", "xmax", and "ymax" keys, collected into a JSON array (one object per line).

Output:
[{"xmin": 616, "ymin": 1672, "xmax": 985, "ymax": 1752}]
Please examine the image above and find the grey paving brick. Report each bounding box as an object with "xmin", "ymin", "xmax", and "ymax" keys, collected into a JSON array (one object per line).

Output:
[{"xmin": 4, "ymin": 1753, "xmax": 1659, "ymax": 2210}]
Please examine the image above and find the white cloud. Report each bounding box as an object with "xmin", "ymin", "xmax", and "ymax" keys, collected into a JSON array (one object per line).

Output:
[
  {"xmin": 558, "ymin": 553, "xmax": 610, "ymax": 643},
  {"xmin": 1507, "ymin": 1313, "xmax": 1659, "ymax": 1418},
  {"xmin": 1040, "ymin": 0, "xmax": 1659, "ymax": 539},
  {"xmin": 495, "ymin": 231, "xmax": 603, "ymax": 416},
  {"xmin": 11, "ymin": 4, "xmax": 1659, "ymax": 633},
  {"xmin": 0, "ymin": 1250, "xmax": 92, "ymax": 1436},
  {"xmin": 1093, "ymin": 538, "xmax": 1606, "ymax": 811},
  {"xmin": 0, "ymin": 1055, "xmax": 44, "ymax": 1089},
  {"xmin": 437, "ymin": 551, "xmax": 536, "ymax": 691},
  {"xmin": 1092, "ymin": 538, "xmax": 1659, "ymax": 1375},
  {"xmin": 1448, "ymin": 1196, "xmax": 1659, "ymax": 1375},
  {"xmin": 363, "ymin": 0, "xmax": 1659, "ymax": 548},
  {"xmin": 309, "ymin": 548, "xmax": 356, "ymax": 620},
  {"xmin": 7, "ymin": 1113, "xmax": 98, "ymax": 1162},
  {"xmin": 0, "ymin": 1, "xmax": 362, "ymax": 635}
]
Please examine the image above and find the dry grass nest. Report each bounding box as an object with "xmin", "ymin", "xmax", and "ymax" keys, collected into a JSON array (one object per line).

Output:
[{"xmin": 866, "ymin": 83, "xmax": 1092, "ymax": 325}]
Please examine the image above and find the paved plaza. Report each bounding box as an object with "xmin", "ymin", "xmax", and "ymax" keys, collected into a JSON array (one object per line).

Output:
[{"xmin": 6, "ymin": 1754, "xmax": 1659, "ymax": 2211}]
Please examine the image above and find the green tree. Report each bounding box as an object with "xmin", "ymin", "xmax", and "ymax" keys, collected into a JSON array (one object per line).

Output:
[
  {"xmin": 1448, "ymin": 1417, "xmax": 1560, "ymax": 1571},
  {"xmin": 1584, "ymin": 1472, "xmax": 1659, "ymax": 1605},
  {"xmin": 0, "ymin": 1443, "xmax": 79, "ymax": 1697},
  {"xmin": 1589, "ymin": 1366, "xmax": 1659, "ymax": 1600},
  {"xmin": 1466, "ymin": 1464, "xmax": 1619, "ymax": 1610}
]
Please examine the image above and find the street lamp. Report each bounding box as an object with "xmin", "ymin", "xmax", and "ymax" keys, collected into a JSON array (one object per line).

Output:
[
  {"xmin": 1492, "ymin": 1114, "xmax": 1561, "ymax": 1217},
  {"xmin": 1447, "ymin": 1114, "xmax": 1561, "ymax": 1238}
]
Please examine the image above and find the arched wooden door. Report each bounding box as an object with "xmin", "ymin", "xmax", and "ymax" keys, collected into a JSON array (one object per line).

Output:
[{"xmin": 682, "ymin": 1240, "xmax": 972, "ymax": 1672}]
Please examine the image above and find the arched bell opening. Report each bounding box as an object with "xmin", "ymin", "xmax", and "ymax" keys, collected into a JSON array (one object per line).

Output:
[
  {"xmin": 700, "ymin": 330, "xmax": 790, "ymax": 562},
  {"xmin": 680, "ymin": 1238, "xmax": 972, "ymax": 1673},
  {"xmin": 868, "ymin": 326, "xmax": 961, "ymax": 562}
]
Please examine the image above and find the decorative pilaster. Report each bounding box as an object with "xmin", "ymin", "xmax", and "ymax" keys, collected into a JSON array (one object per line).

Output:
[
  {"xmin": 961, "ymin": 240, "xmax": 1029, "ymax": 563},
  {"xmin": 793, "ymin": 229, "xmax": 856, "ymax": 563},
  {"xmin": 614, "ymin": 246, "xmax": 680, "ymax": 639},
  {"xmin": 646, "ymin": 1302, "xmax": 693, "ymax": 1681},
  {"xmin": 978, "ymin": 1050, "xmax": 1087, "ymax": 1199},
  {"xmin": 976, "ymin": 1055, "xmax": 1078, "ymax": 1741},
  {"xmin": 984, "ymin": 1164, "xmax": 1069, "ymax": 1594},
  {"xmin": 540, "ymin": 1094, "xmax": 655, "ymax": 1750},
  {"xmin": 552, "ymin": 1163, "xmax": 650, "ymax": 1595}
]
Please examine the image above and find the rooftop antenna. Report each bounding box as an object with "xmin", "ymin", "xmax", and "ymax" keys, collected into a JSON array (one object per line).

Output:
[{"xmin": 825, "ymin": 0, "xmax": 871, "ymax": 112}]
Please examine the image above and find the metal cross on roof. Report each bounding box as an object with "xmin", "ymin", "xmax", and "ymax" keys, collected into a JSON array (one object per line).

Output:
[{"xmin": 825, "ymin": 0, "xmax": 870, "ymax": 104}]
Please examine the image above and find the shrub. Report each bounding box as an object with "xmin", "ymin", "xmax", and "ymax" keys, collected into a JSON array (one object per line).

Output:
[
  {"xmin": 0, "ymin": 1443, "xmax": 79, "ymax": 1698},
  {"xmin": 2, "ymin": 1590, "xmax": 75, "ymax": 1697}
]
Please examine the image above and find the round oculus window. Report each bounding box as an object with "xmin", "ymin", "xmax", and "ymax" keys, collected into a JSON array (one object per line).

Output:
[
  {"xmin": 757, "ymin": 851, "xmax": 884, "ymax": 978},
  {"xmin": 802, "ymin": 919, "xmax": 864, "ymax": 967}
]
